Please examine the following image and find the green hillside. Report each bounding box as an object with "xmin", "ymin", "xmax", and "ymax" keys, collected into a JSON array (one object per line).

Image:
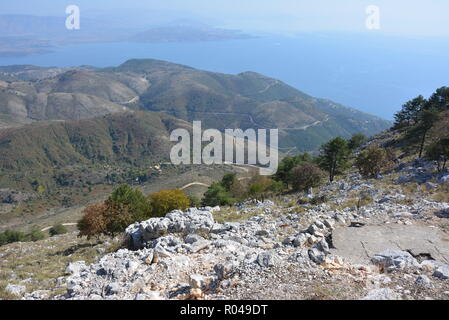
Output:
[{"xmin": 0, "ymin": 59, "xmax": 391, "ymax": 151}]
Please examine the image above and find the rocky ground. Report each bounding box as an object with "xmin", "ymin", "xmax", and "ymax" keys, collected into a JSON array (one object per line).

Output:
[{"xmin": 1, "ymin": 157, "xmax": 449, "ymax": 300}]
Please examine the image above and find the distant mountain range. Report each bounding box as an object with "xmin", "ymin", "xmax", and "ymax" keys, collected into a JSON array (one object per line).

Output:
[{"xmin": 0, "ymin": 14, "xmax": 251, "ymax": 57}]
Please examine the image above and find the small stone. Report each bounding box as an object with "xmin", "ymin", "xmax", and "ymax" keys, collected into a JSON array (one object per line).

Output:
[
  {"xmin": 106, "ymin": 282, "xmax": 121, "ymax": 296},
  {"xmin": 188, "ymin": 240, "xmax": 210, "ymax": 253},
  {"xmin": 189, "ymin": 274, "xmax": 205, "ymax": 289},
  {"xmin": 5, "ymin": 284, "xmax": 26, "ymax": 296},
  {"xmin": 323, "ymin": 219, "xmax": 335, "ymax": 229},
  {"xmin": 96, "ymin": 247, "xmax": 106, "ymax": 254},
  {"xmin": 147, "ymin": 291, "xmax": 164, "ymax": 300},
  {"xmin": 65, "ymin": 261, "xmax": 87, "ymax": 275},
  {"xmin": 415, "ymin": 275, "xmax": 433, "ymax": 288},
  {"xmin": 126, "ymin": 260, "xmax": 139, "ymax": 274},
  {"xmin": 283, "ymin": 235, "xmax": 295, "ymax": 246},
  {"xmin": 314, "ymin": 221, "xmax": 326, "ymax": 230},
  {"xmin": 185, "ymin": 234, "xmax": 203, "ymax": 244},
  {"xmin": 214, "ymin": 261, "xmax": 236, "ymax": 280},
  {"xmin": 307, "ymin": 224, "xmax": 320, "ymax": 235},
  {"xmin": 334, "ymin": 216, "xmax": 346, "ymax": 224},
  {"xmin": 420, "ymin": 260, "xmax": 438, "ymax": 272},
  {"xmin": 313, "ymin": 231, "xmax": 325, "ymax": 238},
  {"xmin": 361, "ymin": 288, "xmax": 400, "ymax": 300},
  {"xmin": 433, "ymin": 264, "xmax": 449, "ymax": 280},
  {"xmin": 308, "ymin": 247, "xmax": 326, "ymax": 264},
  {"xmin": 307, "ymin": 235, "xmax": 318, "ymax": 245},
  {"xmin": 256, "ymin": 229, "xmax": 270, "ymax": 237},
  {"xmin": 144, "ymin": 251, "xmax": 154, "ymax": 265},
  {"xmin": 293, "ymin": 234, "xmax": 307, "ymax": 247},
  {"xmin": 190, "ymin": 288, "xmax": 204, "ymax": 300},
  {"xmin": 153, "ymin": 245, "xmax": 171, "ymax": 260},
  {"xmin": 256, "ymin": 251, "xmax": 280, "ymax": 268}
]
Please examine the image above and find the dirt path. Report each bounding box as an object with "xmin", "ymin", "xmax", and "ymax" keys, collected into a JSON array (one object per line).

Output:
[
  {"xmin": 40, "ymin": 223, "xmax": 78, "ymax": 232},
  {"xmin": 179, "ymin": 182, "xmax": 210, "ymax": 190}
]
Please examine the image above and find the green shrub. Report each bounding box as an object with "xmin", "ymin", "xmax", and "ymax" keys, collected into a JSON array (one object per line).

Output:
[
  {"xmin": 275, "ymin": 153, "xmax": 312, "ymax": 187},
  {"xmin": 202, "ymin": 183, "xmax": 235, "ymax": 206},
  {"xmin": 291, "ymin": 163, "xmax": 325, "ymax": 192},
  {"xmin": 221, "ymin": 173, "xmax": 238, "ymax": 191},
  {"xmin": 318, "ymin": 137, "xmax": 351, "ymax": 182},
  {"xmin": 0, "ymin": 232, "xmax": 6, "ymax": 246},
  {"xmin": 188, "ymin": 195, "xmax": 201, "ymax": 208},
  {"xmin": 1, "ymin": 230, "xmax": 26, "ymax": 244},
  {"xmin": 110, "ymin": 184, "xmax": 152, "ymax": 222},
  {"xmin": 348, "ymin": 133, "xmax": 367, "ymax": 150},
  {"xmin": 78, "ymin": 186, "xmax": 189, "ymax": 239},
  {"xmin": 49, "ymin": 224, "xmax": 68, "ymax": 237},
  {"xmin": 426, "ymin": 138, "xmax": 449, "ymax": 172},
  {"xmin": 103, "ymin": 200, "xmax": 135, "ymax": 236},
  {"xmin": 247, "ymin": 175, "xmax": 280, "ymax": 201},
  {"xmin": 25, "ymin": 227, "xmax": 46, "ymax": 242},
  {"xmin": 0, "ymin": 228, "xmax": 48, "ymax": 246},
  {"xmin": 355, "ymin": 145, "xmax": 393, "ymax": 178},
  {"xmin": 149, "ymin": 189, "xmax": 190, "ymax": 217}
]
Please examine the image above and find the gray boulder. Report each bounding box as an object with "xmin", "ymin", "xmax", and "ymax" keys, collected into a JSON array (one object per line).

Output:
[
  {"xmin": 415, "ymin": 275, "xmax": 433, "ymax": 288},
  {"xmin": 439, "ymin": 173, "xmax": 449, "ymax": 184},
  {"xmin": 125, "ymin": 208, "xmax": 215, "ymax": 249},
  {"xmin": 214, "ymin": 261, "xmax": 237, "ymax": 280},
  {"xmin": 308, "ymin": 248, "xmax": 326, "ymax": 264},
  {"xmin": 189, "ymin": 274, "xmax": 206, "ymax": 289},
  {"xmin": 371, "ymin": 250, "xmax": 420, "ymax": 270},
  {"xmin": 433, "ymin": 264, "xmax": 449, "ymax": 280},
  {"xmin": 256, "ymin": 251, "xmax": 280, "ymax": 268},
  {"xmin": 65, "ymin": 261, "xmax": 87, "ymax": 275},
  {"xmin": 308, "ymin": 239, "xmax": 331, "ymax": 264}
]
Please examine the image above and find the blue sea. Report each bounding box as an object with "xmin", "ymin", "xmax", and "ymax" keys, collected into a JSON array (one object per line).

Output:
[{"xmin": 1, "ymin": 33, "xmax": 448, "ymax": 120}]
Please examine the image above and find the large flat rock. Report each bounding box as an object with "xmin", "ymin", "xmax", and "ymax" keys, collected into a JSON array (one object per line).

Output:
[{"xmin": 330, "ymin": 224, "xmax": 449, "ymax": 265}]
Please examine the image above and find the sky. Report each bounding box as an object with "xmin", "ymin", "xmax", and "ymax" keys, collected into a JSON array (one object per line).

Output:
[
  {"xmin": 0, "ymin": 1, "xmax": 447, "ymax": 119},
  {"xmin": 0, "ymin": 0, "xmax": 448, "ymax": 36}
]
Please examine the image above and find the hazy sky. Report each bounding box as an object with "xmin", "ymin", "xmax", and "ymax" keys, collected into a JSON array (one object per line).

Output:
[{"xmin": 1, "ymin": 0, "xmax": 448, "ymax": 36}]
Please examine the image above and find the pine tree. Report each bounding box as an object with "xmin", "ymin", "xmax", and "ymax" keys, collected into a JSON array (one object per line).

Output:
[{"xmin": 318, "ymin": 137, "xmax": 351, "ymax": 182}]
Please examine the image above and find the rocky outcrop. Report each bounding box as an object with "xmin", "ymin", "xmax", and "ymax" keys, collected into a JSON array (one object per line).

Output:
[
  {"xmin": 371, "ymin": 250, "xmax": 420, "ymax": 271},
  {"xmin": 16, "ymin": 156, "xmax": 449, "ymax": 301},
  {"xmin": 125, "ymin": 207, "xmax": 219, "ymax": 249}
]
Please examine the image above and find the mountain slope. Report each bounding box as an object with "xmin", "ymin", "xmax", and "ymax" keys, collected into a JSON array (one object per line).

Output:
[
  {"xmin": 0, "ymin": 76, "xmax": 127, "ymax": 126},
  {"xmin": 0, "ymin": 59, "xmax": 391, "ymax": 150},
  {"xmin": 0, "ymin": 111, "xmax": 188, "ymax": 191},
  {"xmin": 109, "ymin": 59, "xmax": 391, "ymax": 151}
]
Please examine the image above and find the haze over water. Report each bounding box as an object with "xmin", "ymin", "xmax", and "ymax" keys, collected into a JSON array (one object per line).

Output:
[{"xmin": 2, "ymin": 33, "xmax": 447, "ymax": 120}]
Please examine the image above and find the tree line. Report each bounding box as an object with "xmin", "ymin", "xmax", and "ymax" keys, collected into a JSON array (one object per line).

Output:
[{"xmin": 394, "ymin": 86, "xmax": 448, "ymax": 166}]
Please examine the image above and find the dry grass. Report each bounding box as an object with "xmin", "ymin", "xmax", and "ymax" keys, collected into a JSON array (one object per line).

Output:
[
  {"xmin": 331, "ymin": 192, "xmax": 373, "ymax": 211},
  {"xmin": 430, "ymin": 184, "xmax": 449, "ymax": 203},
  {"xmin": 212, "ymin": 208, "xmax": 260, "ymax": 224},
  {"xmin": 0, "ymin": 232, "xmax": 121, "ymax": 299}
]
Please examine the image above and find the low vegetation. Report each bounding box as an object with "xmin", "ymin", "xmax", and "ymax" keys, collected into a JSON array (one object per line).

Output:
[
  {"xmin": 393, "ymin": 86, "xmax": 449, "ymax": 159},
  {"xmin": 290, "ymin": 163, "xmax": 325, "ymax": 192},
  {"xmin": 0, "ymin": 227, "xmax": 46, "ymax": 247},
  {"xmin": 150, "ymin": 189, "xmax": 190, "ymax": 217},
  {"xmin": 49, "ymin": 224, "xmax": 68, "ymax": 237},
  {"xmin": 201, "ymin": 173, "xmax": 283, "ymax": 207},
  {"xmin": 426, "ymin": 137, "xmax": 449, "ymax": 172},
  {"xmin": 77, "ymin": 185, "xmax": 191, "ymax": 239},
  {"xmin": 355, "ymin": 145, "xmax": 395, "ymax": 178}
]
